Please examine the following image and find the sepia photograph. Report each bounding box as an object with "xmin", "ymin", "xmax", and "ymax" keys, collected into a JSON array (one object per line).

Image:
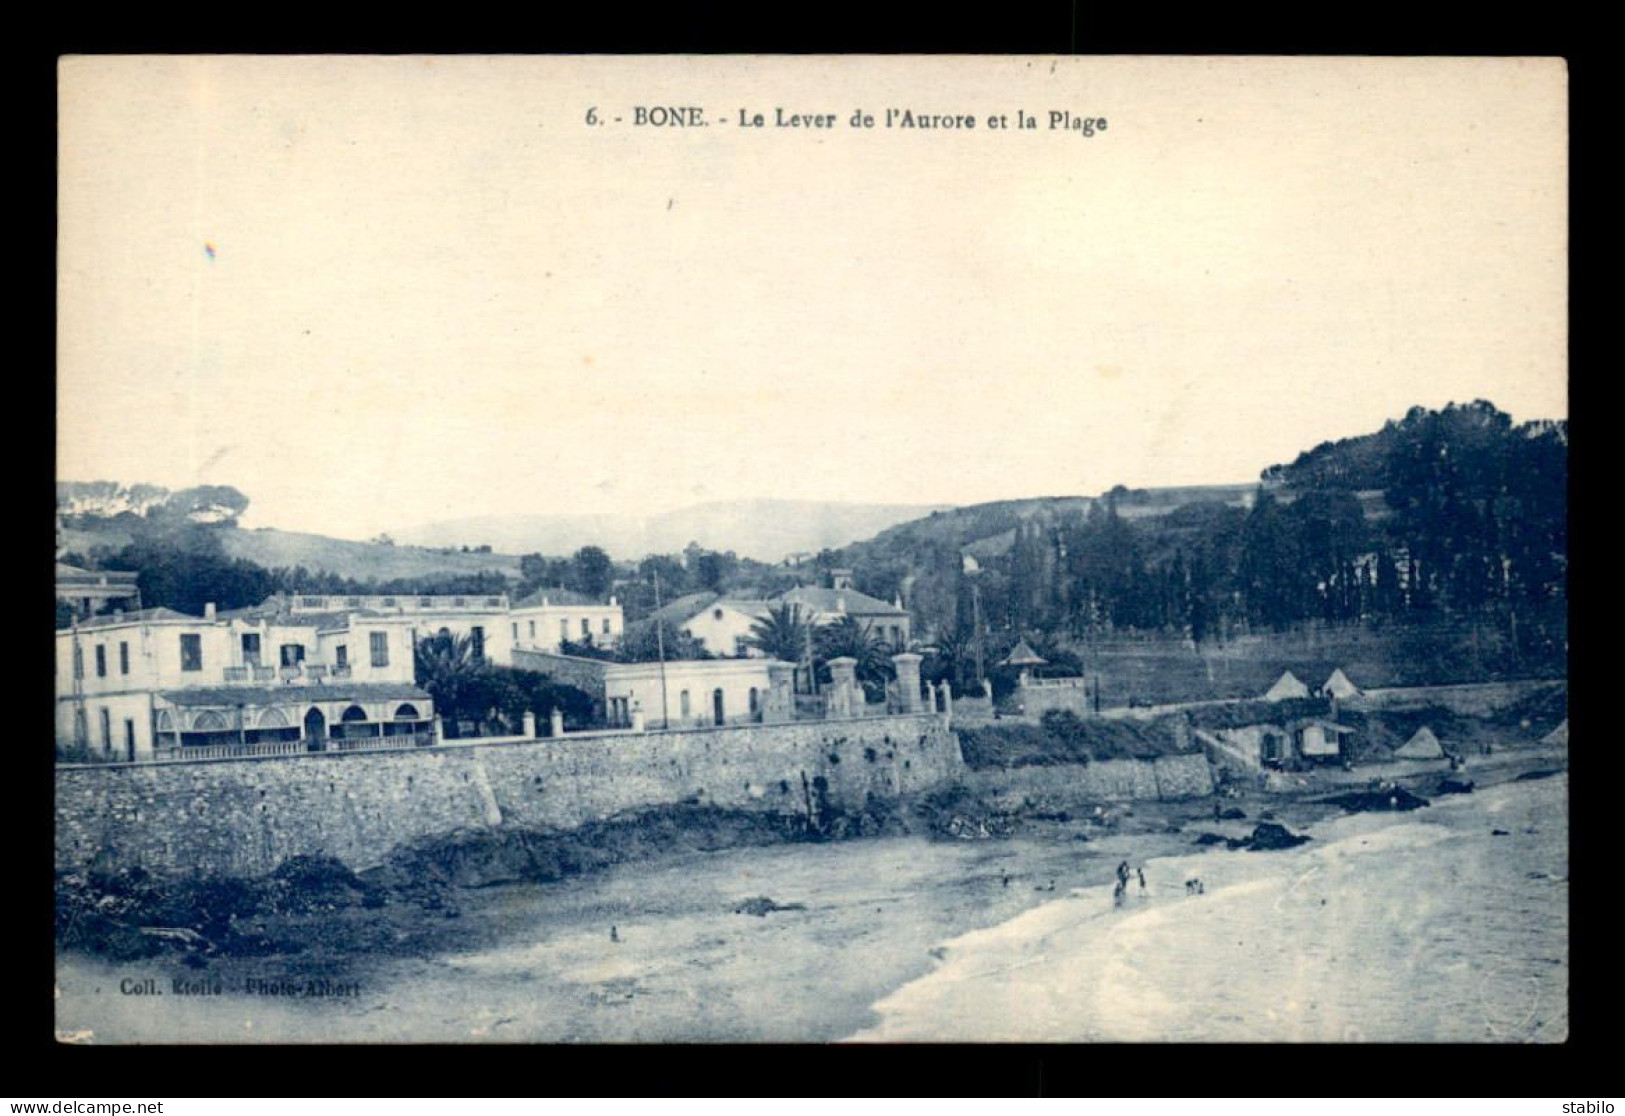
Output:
[{"xmin": 54, "ymin": 54, "xmax": 1567, "ymax": 1044}]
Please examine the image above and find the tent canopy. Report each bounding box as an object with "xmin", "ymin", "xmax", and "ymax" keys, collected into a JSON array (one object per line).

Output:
[
  {"xmin": 1322, "ymin": 668, "xmax": 1361, "ymax": 698},
  {"xmin": 1395, "ymin": 726, "xmax": 1444, "ymax": 759},
  {"xmin": 1263, "ymin": 671, "xmax": 1310, "ymax": 702}
]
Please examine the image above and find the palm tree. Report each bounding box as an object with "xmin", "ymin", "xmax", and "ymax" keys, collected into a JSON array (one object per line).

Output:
[
  {"xmin": 816, "ymin": 615, "xmax": 893, "ymax": 688},
  {"xmin": 745, "ymin": 603, "xmax": 813, "ymax": 663},
  {"xmin": 412, "ymin": 629, "xmax": 485, "ymax": 736}
]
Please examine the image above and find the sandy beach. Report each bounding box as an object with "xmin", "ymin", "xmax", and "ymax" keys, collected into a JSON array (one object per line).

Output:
[
  {"xmin": 55, "ymin": 760, "xmax": 1565, "ymax": 1044},
  {"xmin": 854, "ymin": 771, "xmax": 1568, "ymax": 1043}
]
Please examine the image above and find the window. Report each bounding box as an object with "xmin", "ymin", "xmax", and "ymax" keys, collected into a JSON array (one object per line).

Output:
[
  {"xmin": 560, "ymin": 619, "xmax": 569, "ymax": 643},
  {"xmin": 241, "ymin": 633, "xmax": 261, "ymax": 666},
  {"xmin": 370, "ymin": 631, "xmax": 390, "ymax": 668},
  {"xmin": 100, "ymin": 708, "xmax": 111, "ymax": 752},
  {"xmin": 512, "ymin": 622, "xmax": 519, "ymax": 640},
  {"xmin": 180, "ymin": 633, "xmax": 203, "ymax": 672},
  {"xmin": 279, "ymin": 643, "xmax": 306, "ymax": 667},
  {"xmin": 470, "ymin": 626, "xmax": 485, "ymax": 661},
  {"xmin": 602, "ymin": 618, "xmax": 611, "ymax": 635},
  {"xmin": 734, "ymin": 636, "xmax": 750, "ymax": 657},
  {"xmin": 679, "ymin": 690, "xmax": 691, "ymax": 718},
  {"xmin": 119, "ymin": 641, "xmax": 130, "ymax": 675},
  {"xmin": 95, "ymin": 645, "xmax": 107, "ymax": 678},
  {"xmin": 345, "ymin": 597, "xmax": 362, "ymax": 608},
  {"xmin": 714, "ymin": 608, "xmax": 724, "ymax": 621},
  {"xmin": 528, "ymin": 621, "xmax": 536, "ymax": 639},
  {"xmin": 581, "ymin": 618, "xmax": 590, "ymax": 637},
  {"xmin": 335, "ymin": 644, "xmax": 349, "ymax": 667},
  {"xmin": 382, "ymin": 597, "xmax": 397, "ymax": 608}
]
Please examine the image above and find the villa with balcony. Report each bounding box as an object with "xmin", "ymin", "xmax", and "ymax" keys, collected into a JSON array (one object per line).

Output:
[{"xmin": 55, "ymin": 602, "xmax": 433, "ymax": 762}]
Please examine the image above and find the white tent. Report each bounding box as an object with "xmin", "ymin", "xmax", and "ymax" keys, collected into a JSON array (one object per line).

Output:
[
  {"xmin": 1263, "ymin": 671, "xmax": 1310, "ymax": 702},
  {"xmin": 1395, "ymin": 726, "xmax": 1444, "ymax": 760},
  {"xmin": 1322, "ymin": 668, "xmax": 1361, "ymax": 699},
  {"xmin": 1542, "ymin": 719, "xmax": 1568, "ymax": 747}
]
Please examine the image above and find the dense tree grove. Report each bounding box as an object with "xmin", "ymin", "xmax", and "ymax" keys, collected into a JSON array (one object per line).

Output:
[{"xmin": 845, "ymin": 402, "xmax": 1567, "ymax": 656}]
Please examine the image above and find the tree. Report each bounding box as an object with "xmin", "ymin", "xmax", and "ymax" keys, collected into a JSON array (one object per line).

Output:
[
  {"xmin": 694, "ymin": 549, "xmax": 738, "ymax": 592},
  {"xmin": 412, "ymin": 630, "xmax": 487, "ymax": 737},
  {"xmin": 159, "ymin": 485, "xmax": 250, "ymax": 525},
  {"xmin": 569, "ymin": 546, "xmax": 615, "ymax": 599},
  {"xmin": 746, "ymin": 603, "xmax": 814, "ymax": 663},
  {"xmin": 816, "ymin": 615, "xmax": 893, "ymax": 688}
]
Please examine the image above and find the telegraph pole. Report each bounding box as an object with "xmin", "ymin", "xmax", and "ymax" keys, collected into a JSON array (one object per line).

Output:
[{"xmin": 653, "ymin": 568, "xmax": 670, "ymax": 728}]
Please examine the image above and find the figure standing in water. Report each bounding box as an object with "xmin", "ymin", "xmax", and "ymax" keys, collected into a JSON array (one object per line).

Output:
[{"xmin": 1137, "ymin": 866, "xmax": 1147, "ymax": 898}]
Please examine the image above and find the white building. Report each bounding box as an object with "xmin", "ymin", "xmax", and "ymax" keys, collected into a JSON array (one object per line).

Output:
[
  {"xmin": 677, "ymin": 598, "xmax": 772, "ymax": 658},
  {"xmin": 56, "ymin": 603, "xmax": 433, "ymax": 761},
  {"xmin": 508, "ymin": 589, "xmax": 624, "ymax": 656},
  {"xmin": 601, "ymin": 658, "xmax": 793, "ymax": 730}
]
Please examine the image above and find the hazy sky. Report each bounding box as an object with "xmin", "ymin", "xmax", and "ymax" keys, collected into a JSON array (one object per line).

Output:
[{"xmin": 58, "ymin": 56, "xmax": 1567, "ymax": 540}]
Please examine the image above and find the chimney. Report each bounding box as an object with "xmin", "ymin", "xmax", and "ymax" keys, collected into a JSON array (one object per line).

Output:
[
  {"xmin": 836, "ymin": 595, "xmax": 846, "ymax": 613},
  {"xmin": 204, "ymin": 602, "xmax": 216, "ymax": 620}
]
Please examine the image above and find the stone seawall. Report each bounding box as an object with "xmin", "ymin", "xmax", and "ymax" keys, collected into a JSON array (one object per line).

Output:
[
  {"xmin": 56, "ymin": 715, "xmax": 962, "ymax": 878},
  {"xmin": 962, "ymin": 753, "xmax": 1214, "ymax": 805}
]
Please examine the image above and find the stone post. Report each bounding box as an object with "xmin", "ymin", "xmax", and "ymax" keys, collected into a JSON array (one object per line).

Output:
[
  {"xmin": 891, "ymin": 652, "xmax": 923, "ymax": 714},
  {"xmin": 549, "ymin": 707, "xmax": 565, "ymax": 738},
  {"xmin": 826, "ymin": 656, "xmax": 858, "ymax": 719},
  {"xmin": 938, "ymin": 681, "xmax": 953, "ymax": 720},
  {"xmin": 522, "ymin": 710, "xmax": 537, "ymax": 739},
  {"xmin": 765, "ymin": 662, "xmax": 795, "ymax": 723},
  {"xmin": 431, "ymin": 714, "xmax": 444, "ymax": 746},
  {"xmin": 631, "ymin": 703, "xmax": 646, "ymax": 733}
]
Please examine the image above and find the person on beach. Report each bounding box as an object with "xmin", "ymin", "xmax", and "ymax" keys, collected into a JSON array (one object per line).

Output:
[
  {"xmin": 610, "ymin": 926, "xmax": 619, "ymax": 943},
  {"xmin": 1137, "ymin": 867, "xmax": 1147, "ymax": 897},
  {"xmin": 1113, "ymin": 878, "xmax": 1127, "ymax": 908},
  {"xmin": 1116, "ymin": 861, "xmax": 1130, "ymax": 887}
]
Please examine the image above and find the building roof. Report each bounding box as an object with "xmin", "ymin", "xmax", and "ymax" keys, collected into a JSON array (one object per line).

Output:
[
  {"xmin": 72, "ymin": 606, "xmax": 196, "ymax": 630},
  {"xmin": 157, "ymin": 682, "xmax": 430, "ymax": 707},
  {"xmin": 774, "ymin": 586, "xmax": 907, "ymax": 617},
  {"xmin": 643, "ymin": 592, "xmax": 720, "ymax": 625},
  {"xmin": 1292, "ymin": 718, "xmax": 1357, "ymax": 734},
  {"xmin": 56, "ymin": 563, "xmax": 140, "ymax": 583},
  {"xmin": 217, "ymin": 604, "xmax": 383, "ymax": 631},
  {"xmin": 513, "ymin": 587, "xmax": 606, "ymax": 609},
  {"xmin": 1000, "ymin": 639, "xmax": 1048, "ymax": 667}
]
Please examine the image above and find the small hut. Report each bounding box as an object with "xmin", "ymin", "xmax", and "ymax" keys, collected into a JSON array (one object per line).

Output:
[
  {"xmin": 999, "ymin": 639, "xmax": 1048, "ymax": 686},
  {"xmin": 1542, "ymin": 719, "xmax": 1568, "ymax": 747},
  {"xmin": 1395, "ymin": 726, "xmax": 1445, "ymax": 760},
  {"xmin": 1322, "ymin": 668, "xmax": 1361, "ymax": 700},
  {"xmin": 1263, "ymin": 671, "xmax": 1311, "ymax": 702}
]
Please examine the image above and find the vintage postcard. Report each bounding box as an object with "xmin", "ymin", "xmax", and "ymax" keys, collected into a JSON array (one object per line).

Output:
[{"xmin": 55, "ymin": 55, "xmax": 1567, "ymax": 1043}]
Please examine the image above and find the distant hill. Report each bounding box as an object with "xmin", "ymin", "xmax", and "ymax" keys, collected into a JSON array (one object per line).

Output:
[
  {"xmin": 391, "ymin": 499, "xmax": 952, "ymax": 562},
  {"xmin": 845, "ymin": 485, "xmax": 1258, "ymax": 567},
  {"xmin": 61, "ymin": 522, "xmax": 523, "ymax": 583}
]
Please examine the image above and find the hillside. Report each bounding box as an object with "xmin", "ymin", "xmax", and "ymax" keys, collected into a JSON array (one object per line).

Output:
[
  {"xmin": 63, "ymin": 523, "xmax": 522, "ymax": 583},
  {"xmin": 392, "ymin": 499, "xmax": 951, "ymax": 562}
]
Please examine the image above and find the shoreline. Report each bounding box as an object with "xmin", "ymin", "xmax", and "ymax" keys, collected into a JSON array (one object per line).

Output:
[
  {"xmin": 850, "ymin": 767, "xmax": 1568, "ymax": 1043},
  {"xmin": 56, "ymin": 747, "xmax": 1566, "ymax": 1044}
]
